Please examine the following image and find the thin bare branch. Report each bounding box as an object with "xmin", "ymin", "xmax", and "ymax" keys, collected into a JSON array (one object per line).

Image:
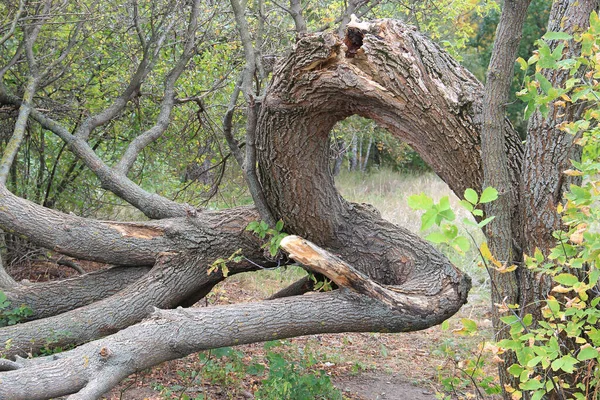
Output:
[
  {"xmin": 0, "ymin": 1, "xmax": 50, "ymax": 184},
  {"xmin": 74, "ymin": 16, "xmax": 175, "ymax": 141},
  {"xmin": 114, "ymin": 0, "xmax": 201, "ymax": 176},
  {"xmin": 0, "ymin": 90, "xmax": 188, "ymax": 218},
  {"xmin": 0, "ymin": 0, "xmax": 25, "ymax": 47},
  {"xmin": 229, "ymin": 0, "xmax": 276, "ymax": 226}
]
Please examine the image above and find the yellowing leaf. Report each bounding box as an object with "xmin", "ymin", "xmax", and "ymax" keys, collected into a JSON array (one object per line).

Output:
[
  {"xmin": 551, "ymin": 285, "xmax": 572, "ymax": 293},
  {"xmin": 563, "ymin": 169, "xmax": 583, "ymax": 176},
  {"xmin": 480, "ymin": 242, "xmax": 502, "ymax": 267},
  {"xmin": 569, "ymin": 223, "xmax": 587, "ymax": 245}
]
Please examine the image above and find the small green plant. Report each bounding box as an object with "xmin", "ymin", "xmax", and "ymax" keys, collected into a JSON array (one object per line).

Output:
[
  {"xmin": 208, "ymin": 249, "xmax": 242, "ymax": 277},
  {"xmin": 0, "ymin": 291, "xmax": 32, "ymax": 327},
  {"xmin": 156, "ymin": 342, "xmax": 342, "ymax": 400},
  {"xmin": 489, "ymin": 13, "xmax": 600, "ymax": 400},
  {"xmin": 407, "ymin": 187, "xmax": 497, "ymax": 255},
  {"xmin": 255, "ymin": 341, "xmax": 343, "ymax": 400},
  {"xmin": 246, "ymin": 219, "xmax": 288, "ymax": 257},
  {"xmin": 309, "ymin": 273, "xmax": 334, "ymax": 292}
]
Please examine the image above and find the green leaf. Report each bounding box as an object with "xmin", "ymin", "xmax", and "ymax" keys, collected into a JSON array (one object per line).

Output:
[
  {"xmin": 527, "ymin": 355, "xmax": 544, "ymax": 367},
  {"xmin": 459, "ymin": 200, "xmax": 474, "ymax": 212},
  {"xmin": 480, "ymin": 187, "xmax": 499, "ymax": 203},
  {"xmin": 516, "ymin": 57, "xmax": 528, "ymax": 71},
  {"xmin": 542, "ymin": 31, "xmax": 572, "ymax": 41},
  {"xmin": 421, "ymin": 209, "xmax": 438, "ymax": 231},
  {"xmin": 407, "ymin": 193, "xmax": 434, "ymax": 210},
  {"xmin": 551, "ymin": 357, "xmax": 565, "ymax": 371},
  {"xmin": 464, "ymin": 188, "xmax": 478, "ymax": 204},
  {"xmin": 554, "ymin": 273, "xmax": 579, "ymax": 286},
  {"xmin": 438, "ymin": 196, "xmax": 451, "ymax": 211},
  {"xmin": 477, "ymin": 216, "xmax": 496, "ymax": 228},
  {"xmin": 507, "ymin": 364, "xmax": 524, "ymax": 377},
  {"xmin": 452, "ymin": 236, "xmax": 470, "ymax": 252},
  {"xmin": 577, "ymin": 345, "xmax": 599, "ymax": 361},
  {"xmin": 247, "ymin": 363, "xmax": 265, "ymax": 375},
  {"xmin": 536, "ymin": 73, "xmax": 553, "ymax": 94},
  {"xmin": 461, "ymin": 318, "xmax": 478, "ymax": 334},
  {"xmin": 246, "ymin": 221, "xmax": 259, "ymax": 231},
  {"xmin": 441, "ymin": 320, "xmax": 450, "ymax": 331},
  {"xmin": 426, "ymin": 232, "xmax": 447, "ymax": 244},
  {"xmin": 520, "ymin": 378, "xmax": 544, "ymax": 390},
  {"xmin": 557, "ymin": 355, "xmax": 578, "ymax": 373},
  {"xmin": 275, "ymin": 220, "xmax": 284, "ymax": 232}
]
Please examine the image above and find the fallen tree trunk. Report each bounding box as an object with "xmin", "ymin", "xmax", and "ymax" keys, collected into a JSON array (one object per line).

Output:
[
  {"xmin": 0, "ymin": 236, "xmax": 469, "ymax": 400},
  {"xmin": 5, "ymin": 266, "xmax": 151, "ymax": 321},
  {"xmin": 0, "ymin": 17, "xmax": 494, "ymax": 399}
]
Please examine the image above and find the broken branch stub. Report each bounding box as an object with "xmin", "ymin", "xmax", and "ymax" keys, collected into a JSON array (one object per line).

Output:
[{"xmin": 280, "ymin": 235, "xmax": 470, "ymax": 317}]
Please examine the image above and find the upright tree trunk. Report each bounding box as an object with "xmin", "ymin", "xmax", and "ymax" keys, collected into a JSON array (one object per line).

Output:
[
  {"xmin": 520, "ymin": 0, "xmax": 598, "ymax": 316},
  {"xmin": 480, "ymin": 0, "xmax": 531, "ymax": 394},
  {"xmin": 349, "ymin": 133, "xmax": 358, "ymax": 171}
]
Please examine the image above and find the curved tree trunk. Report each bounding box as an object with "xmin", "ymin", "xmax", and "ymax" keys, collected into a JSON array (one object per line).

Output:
[{"xmin": 0, "ymin": 18, "xmax": 503, "ymax": 399}]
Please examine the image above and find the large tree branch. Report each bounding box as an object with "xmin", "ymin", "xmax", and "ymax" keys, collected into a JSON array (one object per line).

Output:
[
  {"xmin": 0, "ymin": 184, "xmax": 265, "ymax": 266},
  {"xmin": 5, "ymin": 266, "xmax": 151, "ymax": 321},
  {"xmin": 0, "ymin": 96, "xmax": 188, "ymax": 218},
  {"xmin": 0, "ymin": 278, "xmax": 467, "ymax": 399},
  {"xmin": 0, "ymin": 246, "xmax": 270, "ymax": 359}
]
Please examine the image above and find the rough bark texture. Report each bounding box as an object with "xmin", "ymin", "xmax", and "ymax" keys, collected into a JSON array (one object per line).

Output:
[
  {"xmin": 1, "ymin": 290, "xmax": 466, "ymax": 400},
  {"xmin": 4, "ymin": 266, "xmax": 151, "ymax": 320},
  {"xmin": 519, "ymin": 0, "xmax": 599, "ymax": 332},
  {"xmin": 257, "ymin": 20, "xmax": 521, "ymax": 287},
  {"xmin": 479, "ymin": 0, "xmax": 531, "ymax": 394}
]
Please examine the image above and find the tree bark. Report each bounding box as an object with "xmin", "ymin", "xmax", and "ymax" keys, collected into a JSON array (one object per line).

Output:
[
  {"xmin": 520, "ymin": 0, "xmax": 598, "ymax": 315},
  {"xmin": 4, "ymin": 266, "xmax": 151, "ymax": 321},
  {"xmin": 0, "ymin": 17, "xmax": 523, "ymax": 398},
  {"xmin": 0, "ymin": 235, "xmax": 468, "ymax": 400},
  {"xmin": 479, "ymin": 0, "xmax": 531, "ymax": 395}
]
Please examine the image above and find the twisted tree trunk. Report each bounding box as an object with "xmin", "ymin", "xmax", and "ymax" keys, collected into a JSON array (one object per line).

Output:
[{"xmin": 0, "ymin": 18, "xmax": 512, "ymax": 399}]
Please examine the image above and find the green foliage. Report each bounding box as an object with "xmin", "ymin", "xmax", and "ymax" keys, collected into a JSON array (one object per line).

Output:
[
  {"xmin": 0, "ymin": 291, "xmax": 32, "ymax": 327},
  {"xmin": 517, "ymin": 10, "xmax": 600, "ymax": 120},
  {"xmin": 433, "ymin": 336, "xmax": 502, "ymax": 399},
  {"xmin": 255, "ymin": 341, "xmax": 342, "ymax": 400},
  {"xmin": 407, "ymin": 187, "xmax": 496, "ymax": 255},
  {"xmin": 410, "ymin": 189, "xmax": 502, "ymax": 398},
  {"xmin": 493, "ymin": 15, "xmax": 600, "ymax": 398},
  {"xmin": 208, "ymin": 249, "xmax": 243, "ymax": 278},
  {"xmin": 246, "ymin": 219, "xmax": 288, "ymax": 258},
  {"xmin": 155, "ymin": 342, "xmax": 341, "ymax": 400},
  {"xmin": 309, "ymin": 273, "xmax": 334, "ymax": 292},
  {"xmin": 496, "ymin": 152, "xmax": 600, "ymax": 399}
]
